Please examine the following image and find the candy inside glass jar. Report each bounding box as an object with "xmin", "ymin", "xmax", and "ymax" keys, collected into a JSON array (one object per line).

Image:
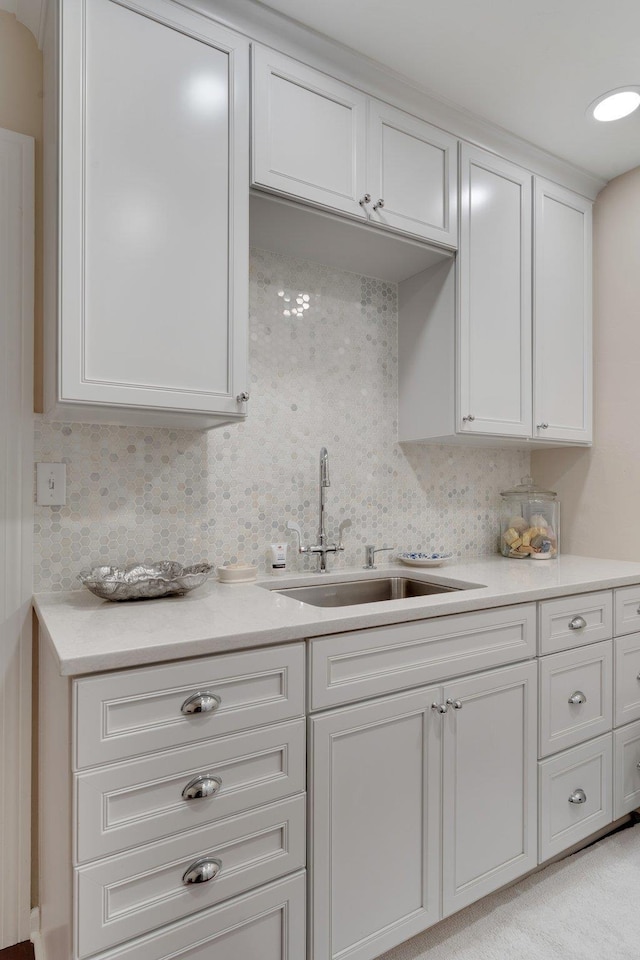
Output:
[{"xmin": 499, "ymin": 477, "xmax": 559, "ymax": 560}]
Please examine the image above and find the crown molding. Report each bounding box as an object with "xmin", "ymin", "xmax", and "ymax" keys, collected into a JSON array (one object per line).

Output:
[{"xmin": 180, "ymin": 0, "xmax": 607, "ymax": 199}]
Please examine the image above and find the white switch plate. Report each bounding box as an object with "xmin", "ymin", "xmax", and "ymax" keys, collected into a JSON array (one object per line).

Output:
[{"xmin": 36, "ymin": 462, "xmax": 67, "ymax": 506}]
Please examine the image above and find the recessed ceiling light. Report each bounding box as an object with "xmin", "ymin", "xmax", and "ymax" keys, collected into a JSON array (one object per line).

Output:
[{"xmin": 589, "ymin": 87, "xmax": 640, "ymax": 122}]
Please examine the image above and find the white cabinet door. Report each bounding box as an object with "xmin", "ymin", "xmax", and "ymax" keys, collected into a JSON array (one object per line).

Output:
[
  {"xmin": 49, "ymin": 0, "xmax": 249, "ymax": 426},
  {"xmin": 252, "ymin": 45, "xmax": 367, "ymax": 218},
  {"xmin": 458, "ymin": 145, "xmax": 532, "ymax": 437},
  {"xmin": 441, "ymin": 661, "xmax": 537, "ymax": 916},
  {"xmin": 367, "ymin": 100, "xmax": 457, "ymax": 246},
  {"xmin": 533, "ymin": 179, "xmax": 592, "ymax": 443},
  {"xmin": 310, "ymin": 687, "xmax": 441, "ymax": 960}
]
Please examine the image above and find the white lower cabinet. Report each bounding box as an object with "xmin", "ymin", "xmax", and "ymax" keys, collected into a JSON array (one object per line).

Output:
[
  {"xmin": 538, "ymin": 734, "xmax": 613, "ymax": 862},
  {"xmin": 310, "ymin": 660, "xmax": 537, "ymax": 960},
  {"xmin": 89, "ymin": 872, "xmax": 306, "ymax": 960},
  {"xmin": 613, "ymin": 720, "xmax": 640, "ymax": 818}
]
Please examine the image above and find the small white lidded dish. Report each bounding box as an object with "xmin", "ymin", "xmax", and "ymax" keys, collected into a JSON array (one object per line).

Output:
[{"xmin": 217, "ymin": 563, "xmax": 258, "ymax": 583}]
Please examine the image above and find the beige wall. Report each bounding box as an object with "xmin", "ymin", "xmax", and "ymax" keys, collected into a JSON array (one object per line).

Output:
[
  {"xmin": 0, "ymin": 9, "xmax": 43, "ymax": 412},
  {"xmin": 532, "ymin": 166, "xmax": 640, "ymax": 560}
]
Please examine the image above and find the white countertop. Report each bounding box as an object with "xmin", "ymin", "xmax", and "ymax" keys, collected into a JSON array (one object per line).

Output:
[{"xmin": 33, "ymin": 555, "xmax": 640, "ymax": 676}]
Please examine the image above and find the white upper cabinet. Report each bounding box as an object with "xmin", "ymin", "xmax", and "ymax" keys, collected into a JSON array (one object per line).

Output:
[
  {"xmin": 252, "ymin": 45, "xmax": 458, "ymax": 247},
  {"xmin": 534, "ymin": 179, "xmax": 593, "ymax": 444},
  {"xmin": 399, "ymin": 147, "xmax": 593, "ymax": 448},
  {"xmin": 458, "ymin": 144, "xmax": 533, "ymax": 438},
  {"xmin": 367, "ymin": 99, "xmax": 457, "ymax": 245},
  {"xmin": 252, "ymin": 45, "xmax": 368, "ymax": 219},
  {"xmin": 44, "ymin": 0, "xmax": 250, "ymax": 429}
]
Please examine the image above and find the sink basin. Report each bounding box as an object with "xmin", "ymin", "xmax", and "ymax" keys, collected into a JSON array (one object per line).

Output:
[{"xmin": 272, "ymin": 576, "xmax": 462, "ymax": 607}]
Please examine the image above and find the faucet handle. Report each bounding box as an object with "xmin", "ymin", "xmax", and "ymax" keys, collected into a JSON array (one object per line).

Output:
[
  {"xmin": 286, "ymin": 520, "xmax": 303, "ymax": 551},
  {"xmin": 337, "ymin": 519, "xmax": 352, "ymax": 548}
]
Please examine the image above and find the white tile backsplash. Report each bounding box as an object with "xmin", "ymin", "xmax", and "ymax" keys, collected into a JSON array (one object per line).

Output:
[{"xmin": 33, "ymin": 248, "xmax": 529, "ymax": 591}]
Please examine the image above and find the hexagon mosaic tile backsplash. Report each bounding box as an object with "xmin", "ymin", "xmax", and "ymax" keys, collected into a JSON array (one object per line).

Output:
[{"xmin": 33, "ymin": 249, "xmax": 529, "ymax": 592}]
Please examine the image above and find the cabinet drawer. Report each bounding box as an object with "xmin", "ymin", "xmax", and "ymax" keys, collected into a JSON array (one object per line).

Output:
[
  {"xmin": 538, "ymin": 591, "xmax": 612, "ymax": 655},
  {"xmin": 76, "ymin": 872, "xmax": 306, "ymax": 960},
  {"xmin": 538, "ymin": 640, "xmax": 612, "ymax": 757},
  {"xmin": 614, "ymin": 633, "xmax": 640, "ymax": 727},
  {"xmin": 309, "ymin": 603, "xmax": 536, "ymax": 709},
  {"xmin": 538, "ymin": 734, "xmax": 612, "ymax": 863},
  {"xmin": 75, "ymin": 719, "xmax": 306, "ymax": 863},
  {"xmin": 75, "ymin": 795, "xmax": 305, "ymax": 959},
  {"xmin": 614, "ymin": 585, "xmax": 640, "ymax": 637},
  {"xmin": 613, "ymin": 720, "xmax": 640, "ymax": 818},
  {"xmin": 74, "ymin": 644, "xmax": 305, "ymax": 769}
]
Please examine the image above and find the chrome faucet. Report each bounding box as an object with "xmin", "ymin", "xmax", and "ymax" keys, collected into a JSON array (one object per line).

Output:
[{"xmin": 287, "ymin": 447, "xmax": 351, "ymax": 572}]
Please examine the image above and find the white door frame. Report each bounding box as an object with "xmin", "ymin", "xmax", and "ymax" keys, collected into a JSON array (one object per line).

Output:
[{"xmin": 0, "ymin": 126, "xmax": 34, "ymax": 948}]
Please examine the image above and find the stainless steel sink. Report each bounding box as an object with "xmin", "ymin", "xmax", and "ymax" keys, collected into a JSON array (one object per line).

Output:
[{"xmin": 272, "ymin": 576, "xmax": 462, "ymax": 607}]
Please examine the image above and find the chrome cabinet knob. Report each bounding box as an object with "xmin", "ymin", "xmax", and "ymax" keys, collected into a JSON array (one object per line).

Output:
[
  {"xmin": 446, "ymin": 698, "xmax": 463, "ymax": 710},
  {"xmin": 635, "ymin": 604, "xmax": 640, "ymax": 615},
  {"xmin": 359, "ymin": 194, "xmax": 372, "ymax": 208},
  {"xmin": 568, "ymin": 788, "xmax": 587, "ymax": 804},
  {"xmin": 373, "ymin": 198, "xmax": 385, "ymax": 210},
  {"xmin": 431, "ymin": 701, "xmax": 448, "ymax": 714},
  {"xmin": 182, "ymin": 774, "xmax": 222, "ymax": 801},
  {"xmin": 536, "ymin": 422, "xmax": 549, "ymax": 430},
  {"xmin": 181, "ymin": 692, "xmax": 221, "ymax": 716},
  {"xmin": 462, "ymin": 414, "xmax": 475, "ymax": 422},
  {"xmin": 236, "ymin": 391, "xmax": 250, "ymax": 403},
  {"xmin": 568, "ymin": 615, "xmax": 587, "ymax": 631},
  {"xmin": 182, "ymin": 857, "xmax": 222, "ymax": 885},
  {"xmin": 568, "ymin": 691, "xmax": 587, "ymax": 705}
]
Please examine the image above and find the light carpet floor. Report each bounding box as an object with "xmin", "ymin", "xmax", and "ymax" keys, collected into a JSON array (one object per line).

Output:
[{"xmin": 379, "ymin": 824, "xmax": 640, "ymax": 960}]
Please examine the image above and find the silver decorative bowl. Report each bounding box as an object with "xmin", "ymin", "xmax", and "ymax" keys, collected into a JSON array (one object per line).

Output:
[{"xmin": 78, "ymin": 561, "xmax": 214, "ymax": 601}]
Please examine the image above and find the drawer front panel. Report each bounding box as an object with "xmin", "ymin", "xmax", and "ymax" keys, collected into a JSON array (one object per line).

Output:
[
  {"xmin": 613, "ymin": 720, "xmax": 640, "ymax": 818},
  {"xmin": 614, "ymin": 633, "xmax": 640, "ymax": 727},
  {"xmin": 74, "ymin": 643, "xmax": 305, "ymax": 769},
  {"xmin": 614, "ymin": 585, "xmax": 640, "ymax": 637},
  {"xmin": 79, "ymin": 872, "xmax": 306, "ymax": 960},
  {"xmin": 310, "ymin": 603, "xmax": 536, "ymax": 709},
  {"xmin": 538, "ymin": 734, "xmax": 612, "ymax": 863},
  {"xmin": 538, "ymin": 591, "xmax": 612, "ymax": 655},
  {"xmin": 76, "ymin": 719, "xmax": 306, "ymax": 863},
  {"xmin": 539, "ymin": 640, "xmax": 612, "ymax": 757},
  {"xmin": 75, "ymin": 795, "xmax": 305, "ymax": 958}
]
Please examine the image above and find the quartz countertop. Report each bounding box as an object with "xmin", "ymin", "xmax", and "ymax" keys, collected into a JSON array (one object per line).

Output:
[{"xmin": 33, "ymin": 555, "xmax": 640, "ymax": 676}]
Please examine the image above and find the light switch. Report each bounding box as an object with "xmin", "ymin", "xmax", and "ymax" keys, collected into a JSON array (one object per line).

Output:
[{"xmin": 36, "ymin": 462, "xmax": 67, "ymax": 506}]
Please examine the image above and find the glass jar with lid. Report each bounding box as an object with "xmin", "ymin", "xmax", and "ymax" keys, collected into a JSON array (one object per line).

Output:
[{"xmin": 499, "ymin": 476, "xmax": 559, "ymax": 559}]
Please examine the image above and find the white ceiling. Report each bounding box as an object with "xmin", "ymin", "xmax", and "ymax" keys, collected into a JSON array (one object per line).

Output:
[{"xmin": 256, "ymin": 0, "xmax": 640, "ymax": 182}]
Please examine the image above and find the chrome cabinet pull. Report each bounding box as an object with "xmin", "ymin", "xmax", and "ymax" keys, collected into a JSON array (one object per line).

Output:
[
  {"xmin": 431, "ymin": 701, "xmax": 448, "ymax": 714},
  {"xmin": 180, "ymin": 692, "xmax": 221, "ymax": 716},
  {"xmin": 373, "ymin": 198, "xmax": 385, "ymax": 211},
  {"xmin": 446, "ymin": 698, "xmax": 463, "ymax": 710},
  {"xmin": 537, "ymin": 422, "xmax": 549, "ymax": 430},
  {"xmin": 568, "ymin": 615, "xmax": 587, "ymax": 631},
  {"xmin": 182, "ymin": 774, "xmax": 222, "ymax": 801},
  {"xmin": 568, "ymin": 691, "xmax": 587, "ymax": 705},
  {"xmin": 568, "ymin": 788, "xmax": 587, "ymax": 805},
  {"xmin": 182, "ymin": 857, "xmax": 222, "ymax": 885},
  {"xmin": 236, "ymin": 391, "xmax": 250, "ymax": 403},
  {"xmin": 462, "ymin": 414, "xmax": 475, "ymax": 422}
]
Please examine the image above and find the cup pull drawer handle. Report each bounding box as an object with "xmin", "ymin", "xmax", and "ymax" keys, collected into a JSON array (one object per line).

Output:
[
  {"xmin": 181, "ymin": 692, "xmax": 221, "ymax": 716},
  {"xmin": 182, "ymin": 774, "xmax": 222, "ymax": 801},
  {"xmin": 182, "ymin": 858, "xmax": 222, "ymax": 885},
  {"xmin": 568, "ymin": 789, "xmax": 587, "ymax": 805},
  {"xmin": 568, "ymin": 616, "xmax": 587, "ymax": 631},
  {"xmin": 568, "ymin": 691, "xmax": 587, "ymax": 705}
]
